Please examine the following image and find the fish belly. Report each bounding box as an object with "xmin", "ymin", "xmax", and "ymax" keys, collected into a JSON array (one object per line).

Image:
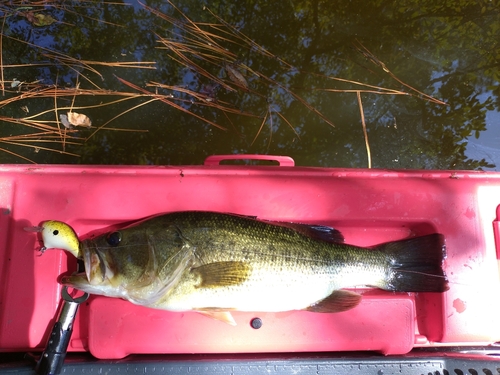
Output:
[
  {"xmin": 151, "ymin": 268, "xmax": 336, "ymax": 313},
  {"xmin": 146, "ymin": 247, "xmax": 390, "ymax": 313}
]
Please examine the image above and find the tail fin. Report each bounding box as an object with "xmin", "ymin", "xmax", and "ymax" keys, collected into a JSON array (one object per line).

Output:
[{"xmin": 376, "ymin": 233, "xmax": 449, "ymax": 292}]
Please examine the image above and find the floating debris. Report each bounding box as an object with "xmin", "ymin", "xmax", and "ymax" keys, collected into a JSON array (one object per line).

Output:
[
  {"xmin": 25, "ymin": 12, "xmax": 57, "ymax": 27},
  {"xmin": 224, "ymin": 63, "xmax": 249, "ymax": 90},
  {"xmin": 60, "ymin": 114, "xmax": 71, "ymax": 129},
  {"xmin": 67, "ymin": 112, "xmax": 92, "ymax": 128},
  {"xmin": 11, "ymin": 79, "xmax": 21, "ymax": 88}
]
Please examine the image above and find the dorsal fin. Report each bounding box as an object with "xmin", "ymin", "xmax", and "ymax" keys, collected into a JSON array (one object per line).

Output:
[
  {"xmin": 272, "ymin": 222, "xmax": 344, "ymax": 243},
  {"xmin": 225, "ymin": 214, "xmax": 344, "ymax": 243}
]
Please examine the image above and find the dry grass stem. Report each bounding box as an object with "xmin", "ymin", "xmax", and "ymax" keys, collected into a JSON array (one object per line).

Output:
[
  {"xmin": 146, "ymin": 81, "xmax": 260, "ymax": 118},
  {"xmin": 115, "ymin": 75, "xmax": 227, "ymax": 131},
  {"xmin": 0, "ymin": 14, "xmax": 5, "ymax": 96},
  {"xmin": 353, "ymin": 40, "xmax": 447, "ymax": 106},
  {"xmin": 357, "ymin": 91, "xmax": 371, "ymax": 169},
  {"xmin": 86, "ymin": 98, "xmax": 157, "ymax": 140},
  {"xmin": 251, "ymin": 111, "xmax": 268, "ymax": 146}
]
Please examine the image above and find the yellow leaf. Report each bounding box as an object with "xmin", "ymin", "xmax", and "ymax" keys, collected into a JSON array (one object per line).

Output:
[
  {"xmin": 33, "ymin": 13, "xmax": 56, "ymax": 27},
  {"xmin": 67, "ymin": 112, "xmax": 92, "ymax": 128}
]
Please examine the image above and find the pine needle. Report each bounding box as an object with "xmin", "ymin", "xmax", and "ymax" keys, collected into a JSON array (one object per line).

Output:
[{"xmin": 357, "ymin": 91, "xmax": 371, "ymax": 168}]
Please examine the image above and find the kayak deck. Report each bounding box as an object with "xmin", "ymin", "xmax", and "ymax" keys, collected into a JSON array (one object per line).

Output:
[{"xmin": 1, "ymin": 155, "xmax": 499, "ymax": 359}]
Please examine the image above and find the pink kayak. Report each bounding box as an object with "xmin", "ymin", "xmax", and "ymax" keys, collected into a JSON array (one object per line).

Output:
[{"xmin": 1, "ymin": 154, "xmax": 499, "ymax": 359}]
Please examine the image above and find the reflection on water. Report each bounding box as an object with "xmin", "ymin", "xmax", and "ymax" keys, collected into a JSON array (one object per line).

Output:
[{"xmin": 0, "ymin": 0, "xmax": 498, "ymax": 169}]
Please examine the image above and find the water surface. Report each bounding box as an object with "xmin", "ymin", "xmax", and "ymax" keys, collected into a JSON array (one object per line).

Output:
[{"xmin": 1, "ymin": 0, "xmax": 498, "ymax": 169}]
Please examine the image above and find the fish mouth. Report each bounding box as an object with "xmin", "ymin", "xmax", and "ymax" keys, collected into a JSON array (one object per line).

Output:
[{"xmin": 82, "ymin": 240, "xmax": 113, "ymax": 285}]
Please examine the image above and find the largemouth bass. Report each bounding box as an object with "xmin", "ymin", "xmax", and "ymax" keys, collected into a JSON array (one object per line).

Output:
[{"xmin": 39, "ymin": 211, "xmax": 448, "ymax": 325}]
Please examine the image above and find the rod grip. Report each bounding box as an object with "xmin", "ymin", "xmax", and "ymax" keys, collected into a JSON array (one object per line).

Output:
[{"xmin": 36, "ymin": 322, "xmax": 72, "ymax": 375}]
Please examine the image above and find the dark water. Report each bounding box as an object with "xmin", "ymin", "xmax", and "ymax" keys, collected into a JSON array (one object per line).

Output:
[{"xmin": 1, "ymin": 0, "xmax": 499, "ymax": 169}]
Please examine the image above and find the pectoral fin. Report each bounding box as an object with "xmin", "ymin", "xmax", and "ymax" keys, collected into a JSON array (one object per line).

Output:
[
  {"xmin": 305, "ymin": 290, "xmax": 362, "ymax": 313},
  {"xmin": 196, "ymin": 310, "xmax": 237, "ymax": 326},
  {"xmin": 192, "ymin": 261, "xmax": 251, "ymax": 288}
]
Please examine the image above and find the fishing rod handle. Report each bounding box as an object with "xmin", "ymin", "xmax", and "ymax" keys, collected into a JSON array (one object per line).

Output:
[{"xmin": 36, "ymin": 288, "xmax": 88, "ymax": 375}]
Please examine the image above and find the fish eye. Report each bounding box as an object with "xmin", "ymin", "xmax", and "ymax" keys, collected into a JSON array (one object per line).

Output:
[
  {"xmin": 53, "ymin": 230, "xmax": 59, "ymax": 235},
  {"xmin": 106, "ymin": 231, "xmax": 122, "ymax": 247}
]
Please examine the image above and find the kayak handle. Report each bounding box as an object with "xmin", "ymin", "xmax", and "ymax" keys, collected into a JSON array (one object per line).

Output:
[{"xmin": 204, "ymin": 154, "xmax": 295, "ymax": 167}]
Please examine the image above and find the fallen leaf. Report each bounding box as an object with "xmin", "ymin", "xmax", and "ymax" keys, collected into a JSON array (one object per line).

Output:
[
  {"xmin": 67, "ymin": 112, "xmax": 92, "ymax": 128},
  {"xmin": 32, "ymin": 13, "xmax": 56, "ymax": 27},
  {"xmin": 225, "ymin": 63, "xmax": 249, "ymax": 90}
]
